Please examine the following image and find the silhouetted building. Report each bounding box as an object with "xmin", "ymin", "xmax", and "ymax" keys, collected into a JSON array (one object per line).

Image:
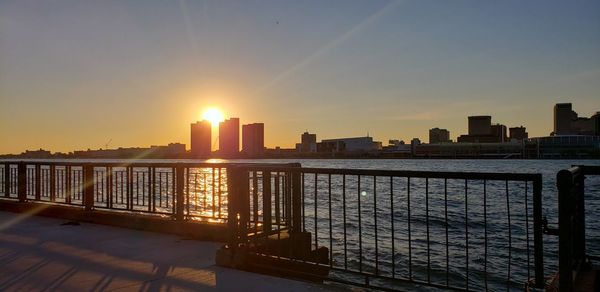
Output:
[
  {"xmin": 219, "ymin": 118, "xmax": 239, "ymax": 158},
  {"xmin": 553, "ymin": 103, "xmax": 598, "ymax": 136},
  {"xmin": 21, "ymin": 149, "xmax": 52, "ymax": 158},
  {"xmin": 298, "ymin": 132, "xmax": 317, "ymax": 152},
  {"xmin": 410, "ymin": 138, "xmax": 421, "ymax": 155},
  {"xmin": 388, "ymin": 139, "xmax": 405, "ymax": 146},
  {"xmin": 242, "ymin": 123, "xmax": 264, "ymax": 157},
  {"xmin": 191, "ymin": 120, "xmax": 211, "ymax": 158},
  {"xmin": 150, "ymin": 143, "xmax": 186, "ymax": 157},
  {"xmin": 468, "ymin": 116, "xmax": 492, "ymax": 135},
  {"xmin": 509, "ymin": 126, "xmax": 528, "ymax": 141},
  {"xmin": 458, "ymin": 116, "xmax": 508, "ymax": 143},
  {"xmin": 491, "ymin": 124, "xmax": 508, "ymax": 143},
  {"xmin": 593, "ymin": 112, "xmax": 600, "ymax": 136},
  {"xmin": 318, "ymin": 136, "xmax": 382, "ymax": 153},
  {"xmin": 429, "ymin": 128, "xmax": 450, "ymax": 144},
  {"xmin": 525, "ymin": 135, "xmax": 600, "ymax": 158},
  {"xmin": 554, "ymin": 103, "xmax": 576, "ymax": 135}
]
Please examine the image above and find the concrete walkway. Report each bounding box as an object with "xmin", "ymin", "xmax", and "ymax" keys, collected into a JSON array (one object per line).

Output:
[{"xmin": 0, "ymin": 211, "xmax": 337, "ymax": 291}]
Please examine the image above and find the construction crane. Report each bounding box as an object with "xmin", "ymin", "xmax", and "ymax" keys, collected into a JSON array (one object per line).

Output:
[
  {"xmin": 104, "ymin": 138, "xmax": 112, "ymax": 150},
  {"xmin": 212, "ymin": 136, "xmax": 219, "ymax": 151}
]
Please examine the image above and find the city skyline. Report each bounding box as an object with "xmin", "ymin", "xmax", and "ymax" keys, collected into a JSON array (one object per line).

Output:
[
  {"xmin": 1, "ymin": 101, "xmax": 598, "ymax": 154},
  {"xmin": 1, "ymin": 1, "xmax": 599, "ymax": 154}
]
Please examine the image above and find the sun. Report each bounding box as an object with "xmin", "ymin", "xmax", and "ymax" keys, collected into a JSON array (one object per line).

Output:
[{"xmin": 202, "ymin": 108, "xmax": 224, "ymax": 125}]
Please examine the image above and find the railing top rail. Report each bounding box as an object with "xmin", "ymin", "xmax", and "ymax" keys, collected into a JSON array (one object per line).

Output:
[
  {"xmin": 235, "ymin": 165, "xmax": 542, "ymax": 181},
  {"xmin": 0, "ymin": 160, "xmax": 300, "ymax": 168},
  {"xmin": 574, "ymin": 165, "xmax": 600, "ymax": 175}
]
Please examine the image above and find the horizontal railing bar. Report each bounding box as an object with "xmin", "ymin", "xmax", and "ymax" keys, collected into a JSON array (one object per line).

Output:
[
  {"xmin": 236, "ymin": 166, "xmax": 542, "ymax": 181},
  {"xmin": 0, "ymin": 161, "xmax": 299, "ymax": 169},
  {"xmin": 575, "ymin": 165, "xmax": 600, "ymax": 175}
]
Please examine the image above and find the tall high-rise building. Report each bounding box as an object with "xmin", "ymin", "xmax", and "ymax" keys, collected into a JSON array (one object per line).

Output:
[
  {"xmin": 190, "ymin": 120, "xmax": 211, "ymax": 158},
  {"xmin": 242, "ymin": 123, "xmax": 264, "ymax": 157},
  {"xmin": 429, "ymin": 128, "xmax": 450, "ymax": 144},
  {"xmin": 218, "ymin": 118, "xmax": 239, "ymax": 158},
  {"xmin": 554, "ymin": 103, "xmax": 576, "ymax": 135},
  {"xmin": 468, "ymin": 116, "xmax": 492, "ymax": 136}
]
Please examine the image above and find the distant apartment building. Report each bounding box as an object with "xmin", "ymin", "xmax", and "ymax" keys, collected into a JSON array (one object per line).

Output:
[
  {"xmin": 458, "ymin": 116, "xmax": 509, "ymax": 143},
  {"xmin": 219, "ymin": 118, "xmax": 240, "ymax": 158},
  {"xmin": 297, "ymin": 132, "xmax": 317, "ymax": 152},
  {"xmin": 190, "ymin": 120, "xmax": 211, "ymax": 158},
  {"xmin": 468, "ymin": 116, "xmax": 492, "ymax": 136},
  {"xmin": 429, "ymin": 128, "xmax": 450, "ymax": 143},
  {"xmin": 317, "ymin": 136, "xmax": 382, "ymax": 153},
  {"xmin": 21, "ymin": 149, "xmax": 52, "ymax": 158},
  {"xmin": 491, "ymin": 124, "xmax": 508, "ymax": 143},
  {"xmin": 242, "ymin": 123, "xmax": 264, "ymax": 157},
  {"xmin": 554, "ymin": 103, "xmax": 576, "ymax": 135},
  {"xmin": 388, "ymin": 139, "xmax": 405, "ymax": 146},
  {"xmin": 509, "ymin": 126, "xmax": 528, "ymax": 141},
  {"xmin": 553, "ymin": 103, "xmax": 600, "ymax": 136}
]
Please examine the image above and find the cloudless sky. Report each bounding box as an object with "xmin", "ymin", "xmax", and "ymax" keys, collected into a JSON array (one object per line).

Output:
[{"xmin": 1, "ymin": 0, "xmax": 599, "ymax": 153}]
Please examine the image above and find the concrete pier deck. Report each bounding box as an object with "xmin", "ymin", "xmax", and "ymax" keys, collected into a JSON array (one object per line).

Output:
[{"xmin": 0, "ymin": 211, "xmax": 335, "ymax": 291}]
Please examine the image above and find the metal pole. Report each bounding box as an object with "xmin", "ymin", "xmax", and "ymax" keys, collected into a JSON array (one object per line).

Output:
[
  {"xmin": 18, "ymin": 162, "xmax": 26, "ymax": 202},
  {"xmin": 263, "ymin": 171, "xmax": 272, "ymax": 234},
  {"xmin": 532, "ymin": 175, "xmax": 545, "ymax": 288},
  {"xmin": 226, "ymin": 167, "xmax": 240, "ymax": 247},
  {"xmin": 557, "ymin": 169, "xmax": 574, "ymax": 292},
  {"xmin": 4, "ymin": 163, "xmax": 10, "ymax": 197},
  {"xmin": 34, "ymin": 164, "xmax": 41, "ymax": 201},
  {"xmin": 175, "ymin": 164, "xmax": 185, "ymax": 221},
  {"xmin": 84, "ymin": 164, "xmax": 94, "ymax": 212},
  {"xmin": 50, "ymin": 165, "xmax": 56, "ymax": 202},
  {"xmin": 291, "ymin": 169, "xmax": 302, "ymax": 233}
]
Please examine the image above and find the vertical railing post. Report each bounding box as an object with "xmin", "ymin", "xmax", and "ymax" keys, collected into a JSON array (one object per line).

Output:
[
  {"xmin": 573, "ymin": 172, "xmax": 586, "ymax": 261},
  {"xmin": 83, "ymin": 164, "xmax": 94, "ymax": 212},
  {"xmin": 65, "ymin": 165, "xmax": 72, "ymax": 204},
  {"xmin": 127, "ymin": 166, "xmax": 133, "ymax": 210},
  {"xmin": 239, "ymin": 168, "xmax": 250, "ymax": 243},
  {"xmin": 34, "ymin": 164, "xmax": 41, "ymax": 201},
  {"xmin": 226, "ymin": 167, "xmax": 240, "ymax": 246},
  {"xmin": 107, "ymin": 167, "xmax": 113, "ymax": 209},
  {"xmin": 291, "ymin": 169, "xmax": 302, "ymax": 233},
  {"xmin": 4, "ymin": 163, "xmax": 10, "ymax": 197},
  {"xmin": 175, "ymin": 164, "xmax": 185, "ymax": 221},
  {"xmin": 225, "ymin": 166, "xmax": 249, "ymax": 246},
  {"xmin": 557, "ymin": 169, "xmax": 574, "ymax": 292},
  {"xmin": 49, "ymin": 165, "xmax": 56, "ymax": 202},
  {"xmin": 532, "ymin": 175, "xmax": 545, "ymax": 288},
  {"xmin": 263, "ymin": 171, "xmax": 272, "ymax": 234},
  {"xmin": 17, "ymin": 162, "xmax": 26, "ymax": 202}
]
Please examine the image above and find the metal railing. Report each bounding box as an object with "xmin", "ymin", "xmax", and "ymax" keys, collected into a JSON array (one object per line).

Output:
[
  {"xmin": 555, "ymin": 165, "xmax": 600, "ymax": 291},
  {"xmin": 0, "ymin": 161, "xmax": 295, "ymax": 222},
  {"xmin": 226, "ymin": 166, "xmax": 545, "ymax": 291}
]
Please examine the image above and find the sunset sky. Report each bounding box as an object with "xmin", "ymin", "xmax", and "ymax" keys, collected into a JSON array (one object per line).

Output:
[{"xmin": 1, "ymin": 0, "xmax": 599, "ymax": 154}]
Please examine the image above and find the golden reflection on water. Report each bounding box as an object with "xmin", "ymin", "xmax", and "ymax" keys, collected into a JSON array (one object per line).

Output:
[{"xmin": 185, "ymin": 167, "xmax": 228, "ymax": 221}]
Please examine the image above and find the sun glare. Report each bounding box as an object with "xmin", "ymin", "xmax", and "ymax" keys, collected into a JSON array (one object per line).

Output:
[{"xmin": 202, "ymin": 108, "xmax": 224, "ymax": 125}]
